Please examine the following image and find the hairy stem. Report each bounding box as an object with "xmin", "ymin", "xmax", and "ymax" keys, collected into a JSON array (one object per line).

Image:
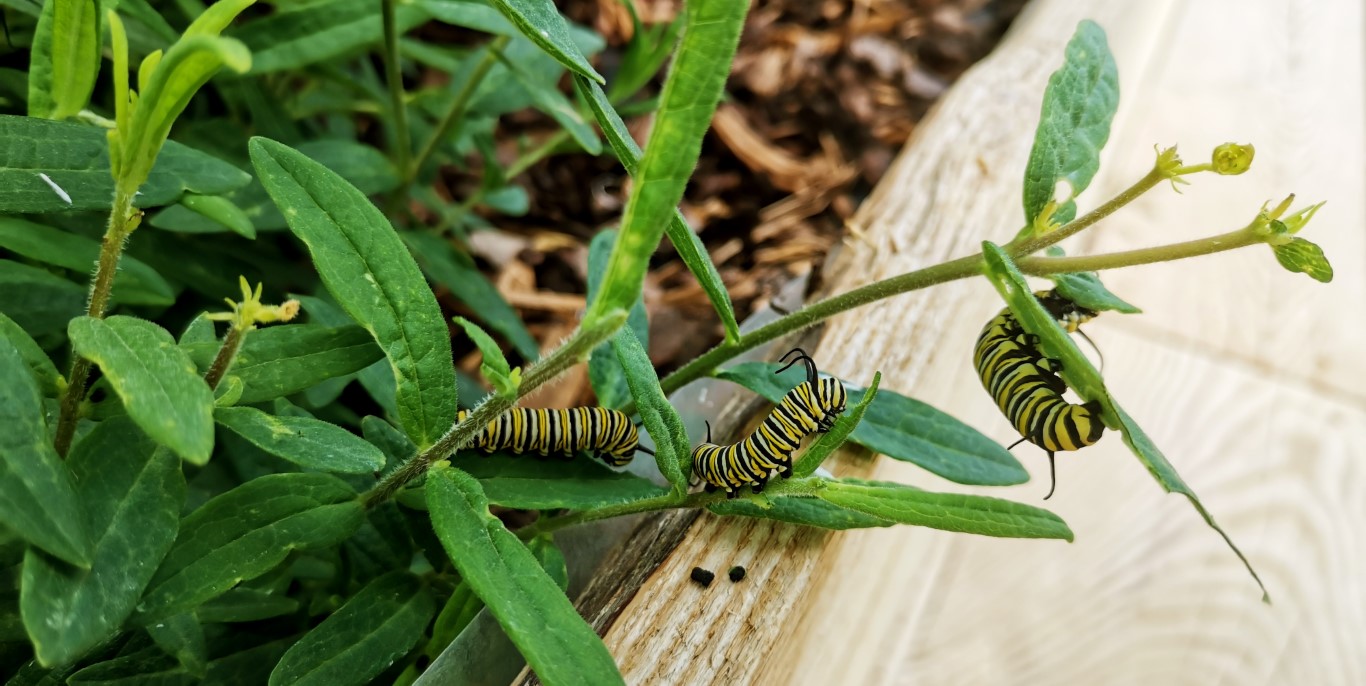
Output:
[
  {"xmin": 381, "ymin": 0, "xmax": 411, "ymax": 177},
  {"xmin": 53, "ymin": 186, "xmax": 139, "ymax": 457},
  {"xmin": 1018, "ymin": 226, "xmax": 1260, "ymax": 274},
  {"xmin": 203, "ymin": 325, "xmax": 248, "ymax": 391},
  {"xmin": 363, "ymin": 311, "xmax": 628, "ymax": 508},
  {"xmin": 1008, "ymin": 166, "xmax": 1166, "ymax": 254}
]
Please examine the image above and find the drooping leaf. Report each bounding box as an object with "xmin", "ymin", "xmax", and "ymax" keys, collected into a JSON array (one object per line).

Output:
[
  {"xmin": 586, "ymin": 229, "xmax": 648, "ymax": 410},
  {"xmin": 250, "ymin": 137, "xmax": 457, "ymax": 450},
  {"xmin": 172, "ymin": 194, "xmax": 256, "ymax": 238},
  {"xmin": 709, "ymin": 496, "xmax": 892, "ymax": 531},
  {"xmin": 196, "ymin": 588, "xmax": 299, "ymax": 623},
  {"xmin": 234, "ymin": 0, "xmax": 429, "ymax": 73},
  {"xmin": 575, "ymin": 76, "xmax": 740, "ymax": 342},
  {"xmin": 611, "ymin": 327, "xmax": 689, "ymax": 491},
  {"xmin": 448, "ymin": 453, "xmax": 667, "ymax": 510},
  {"xmin": 1049, "ymin": 264, "xmax": 1142, "ymax": 314},
  {"xmin": 183, "ymin": 325, "xmax": 383, "ymax": 404},
  {"xmin": 0, "ymin": 116, "xmax": 250, "ymax": 213},
  {"xmin": 140, "ymin": 473, "xmax": 364, "ymax": 619},
  {"xmin": 496, "ymin": 49, "xmax": 600, "ymax": 154},
  {"xmin": 0, "ymin": 259, "xmax": 87, "ymax": 340},
  {"xmin": 69, "ymin": 316, "xmax": 215, "ymax": 465},
  {"xmin": 1021, "ymin": 20, "xmax": 1119, "ymax": 227},
  {"xmin": 1272, "ymin": 237, "xmax": 1334, "ymax": 283},
  {"xmin": 819, "ymin": 479, "xmax": 1073, "ymax": 540},
  {"xmin": 268, "ymin": 571, "xmax": 435, "ymax": 686},
  {"xmin": 486, "ymin": 0, "xmax": 604, "ymax": 84},
  {"xmin": 980, "ymin": 240, "xmax": 1268, "ymax": 600},
  {"xmin": 28, "ymin": 0, "xmax": 101, "ymax": 120},
  {"xmin": 0, "ymin": 217, "xmax": 175, "ymax": 306},
  {"xmin": 0, "ymin": 338, "xmax": 90, "ymax": 567},
  {"xmin": 716, "ymin": 363, "xmax": 1028, "ymax": 485},
  {"xmin": 66, "ymin": 646, "xmax": 192, "ymax": 685},
  {"xmin": 452, "ymin": 316, "xmax": 515, "ymax": 397},
  {"xmin": 21, "ymin": 417, "xmax": 183, "ymax": 668},
  {"xmin": 793, "ymin": 371, "xmax": 880, "ymax": 477},
  {"xmin": 425, "ymin": 467, "xmax": 623, "ymax": 685},
  {"xmin": 215, "ymin": 406, "xmax": 386, "ymax": 474},
  {"xmin": 402, "ymin": 232, "xmax": 539, "ymax": 361},
  {"xmin": 146, "ymin": 613, "xmax": 206, "ymax": 678},
  {"xmin": 0, "ymin": 311, "xmax": 63, "ymax": 397},
  {"xmin": 361, "ymin": 415, "xmax": 417, "ymax": 476}
]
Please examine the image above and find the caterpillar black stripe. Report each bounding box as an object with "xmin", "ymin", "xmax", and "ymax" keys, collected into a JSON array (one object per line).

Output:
[
  {"xmin": 455, "ymin": 407, "xmax": 647, "ymax": 466},
  {"xmin": 974, "ymin": 289, "xmax": 1104, "ymax": 499},
  {"xmin": 691, "ymin": 348, "xmax": 848, "ymax": 498}
]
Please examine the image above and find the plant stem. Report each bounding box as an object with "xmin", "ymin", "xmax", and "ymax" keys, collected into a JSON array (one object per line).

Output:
[
  {"xmin": 203, "ymin": 325, "xmax": 248, "ymax": 391},
  {"xmin": 1017, "ymin": 226, "xmax": 1260, "ymax": 274},
  {"xmin": 381, "ymin": 0, "xmax": 411, "ymax": 177},
  {"xmin": 1008, "ymin": 166, "xmax": 1166, "ymax": 254},
  {"xmin": 392, "ymin": 35, "xmax": 510, "ymax": 207},
  {"xmin": 53, "ymin": 186, "xmax": 139, "ymax": 457},
  {"xmin": 452, "ymin": 130, "xmax": 573, "ymax": 216},
  {"xmin": 362, "ymin": 311, "xmax": 628, "ymax": 508}
]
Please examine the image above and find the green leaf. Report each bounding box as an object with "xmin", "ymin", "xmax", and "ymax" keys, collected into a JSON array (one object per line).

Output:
[
  {"xmin": 419, "ymin": 0, "xmax": 517, "ymax": 36},
  {"xmin": 250, "ymin": 137, "xmax": 457, "ymax": 450},
  {"xmin": 716, "ymin": 363, "xmax": 1028, "ymax": 486},
  {"xmin": 269, "ymin": 571, "xmax": 435, "ymax": 686},
  {"xmin": 21, "ymin": 417, "xmax": 183, "ymax": 667},
  {"xmin": 586, "ymin": 229, "xmax": 648, "ymax": 409},
  {"xmin": 1049, "ymin": 265, "xmax": 1142, "ymax": 314},
  {"xmin": 577, "ymin": 0, "xmax": 747, "ymax": 332},
  {"xmin": 69, "ymin": 316, "xmax": 215, "ymax": 465},
  {"xmin": 452, "ymin": 316, "xmax": 514, "ymax": 397},
  {"xmin": 214, "ymin": 406, "xmax": 386, "ymax": 474},
  {"xmin": 140, "ymin": 473, "xmax": 364, "ymax": 619},
  {"xmin": 203, "ymin": 636, "xmax": 297, "ymax": 686},
  {"xmin": 0, "ymin": 311, "xmax": 63, "ymax": 397},
  {"xmin": 418, "ymin": 580, "xmax": 482, "ymax": 671},
  {"xmin": 487, "ymin": 0, "xmax": 604, "ymax": 84},
  {"xmin": 980, "ymin": 240, "xmax": 1268, "ymax": 599},
  {"xmin": 146, "ymin": 613, "xmax": 206, "ymax": 678},
  {"xmin": 0, "ymin": 217, "xmax": 175, "ymax": 306},
  {"xmin": 446, "ymin": 453, "xmax": 667, "ymax": 509},
  {"xmin": 402, "ymin": 232, "xmax": 539, "ymax": 361},
  {"xmin": 819, "ymin": 480, "xmax": 1073, "ymax": 540},
  {"xmin": 496, "ymin": 50, "xmax": 600, "ymax": 154},
  {"xmin": 172, "ymin": 194, "xmax": 256, "ymax": 238},
  {"xmin": 607, "ymin": 13, "xmax": 683, "ymax": 103},
  {"xmin": 611, "ymin": 327, "xmax": 690, "ymax": 491},
  {"xmin": 527, "ymin": 536, "xmax": 567, "ymax": 592},
  {"xmin": 235, "ymin": 0, "xmax": 429, "ymax": 74},
  {"xmin": 794, "ymin": 371, "xmax": 880, "ymax": 477},
  {"xmin": 196, "ymin": 588, "xmax": 299, "ymax": 623},
  {"xmin": 425, "ymin": 467, "xmax": 623, "ymax": 685},
  {"xmin": 1272, "ymin": 237, "xmax": 1333, "ymax": 283},
  {"xmin": 28, "ymin": 0, "xmax": 100, "ymax": 120},
  {"xmin": 0, "ymin": 116, "xmax": 251, "ymax": 213},
  {"xmin": 709, "ymin": 496, "xmax": 892, "ymax": 531},
  {"xmin": 0, "ymin": 259, "xmax": 85, "ymax": 340},
  {"xmin": 66, "ymin": 647, "xmax": 192, "ymax": 685},
  {"xmin": 361, "ymin": 415, "xmax": 416, "ymax": 476},
  {"xmin": 185, "ymin": 325, "xmax": 383, "ymax": 404},
  {"xmin": 0, "ymin": 338, "xmax": 90, "ymax": 567},
  {"xmin": 1021, "ymin": 20, "xmax": 1119, "ymax": 227}
]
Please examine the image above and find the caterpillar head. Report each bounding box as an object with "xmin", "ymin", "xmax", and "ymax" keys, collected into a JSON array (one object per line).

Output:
[
  {"xmin": 819, "ymin": 377, "xmax": 848, "ymax": 417},
  {"xmin": 1035, "ymin": 289, "xmax": 1098, "ymax": 333}
]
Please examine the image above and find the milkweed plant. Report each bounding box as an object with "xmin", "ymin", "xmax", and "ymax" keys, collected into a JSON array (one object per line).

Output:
[{"xmin": 0, "ymin": 0, "xmax": 1330, "ymax": 682}]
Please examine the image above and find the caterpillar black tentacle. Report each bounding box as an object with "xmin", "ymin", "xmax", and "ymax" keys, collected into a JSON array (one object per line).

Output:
[
  {"xmin": 976, "ymin": 289, "xmax": 1105, "ymax": 499},
  {"xmin": 454, "ymin": 407, "xmax": 645, "ymax": 467},
  {"xmin": 691, "ymin": 348, "xmax": 849, "ymax": 498}
]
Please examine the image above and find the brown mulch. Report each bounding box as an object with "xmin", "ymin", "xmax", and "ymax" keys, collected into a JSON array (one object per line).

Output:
[{"xmin": 444, "ymin": 0, "xmax": 1027, "ymax": 401}]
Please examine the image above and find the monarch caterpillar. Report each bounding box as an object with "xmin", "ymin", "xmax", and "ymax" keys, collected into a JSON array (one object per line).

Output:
[
  {"xmin": 692, "ymin": 348, "xmax": 848, "ymax": 498},
  {"xmin": 455, "ymin": 407, "xmax": 649, "ymax": 467},
  {"xmin": 974, "ymin": 289, "xmax": 1104, "ymax": 499}
]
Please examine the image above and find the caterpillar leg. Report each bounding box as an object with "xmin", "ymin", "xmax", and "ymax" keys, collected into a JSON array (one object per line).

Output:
[
  {"xmin": 1044, "ymin": 358, "xmax": 1064, "ymax": 373},
  {"xmin": 726, "ymin": 488, "xmax": 740, "ymax": 500},
  {"xmin": 780, "ymin": 465, "xmax": 793, "ymax": 479},
  {"xmin": 751, "ymin": 480, "xmax": 767, "ymax": 495},
  {"xmin": 704, "ymin": 483, "xmax": 717, "ymax": 494}
]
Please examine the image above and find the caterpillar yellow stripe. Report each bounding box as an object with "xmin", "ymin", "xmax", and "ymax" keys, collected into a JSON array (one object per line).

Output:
[
  {"xmin": 691, "ymin": 348, "xmax": 848, "ymax": 498},
  {"xmin": 455, "ymin": 407, "xmax": 643, "ymax": 466},
  {"xmin": 974, "ymin": 289, "xmax": 1104, "ymax": 498}
]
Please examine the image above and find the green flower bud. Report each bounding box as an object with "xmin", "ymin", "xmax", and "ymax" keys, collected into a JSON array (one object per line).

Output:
[{"xmin": 1212, "ymin": 143, "xmax": 1254, "ymax": 175}]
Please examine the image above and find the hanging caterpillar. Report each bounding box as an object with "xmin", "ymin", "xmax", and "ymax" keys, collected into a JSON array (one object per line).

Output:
[
  {"xmin": 455, "ymin": 407, "xmax": 649, "ymax": 467},
  {"xmin": 691, "ymin": 348, "xmax": 848, "ymax": 498},
  {"xmin": 974, "ymin": 289, "xmax": 1104, "ymax": 499}
]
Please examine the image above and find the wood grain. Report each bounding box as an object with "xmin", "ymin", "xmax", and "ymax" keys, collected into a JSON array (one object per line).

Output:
[{"xmin": 535, "ymin": 0, "xmax": 1366, "ymax": 683}]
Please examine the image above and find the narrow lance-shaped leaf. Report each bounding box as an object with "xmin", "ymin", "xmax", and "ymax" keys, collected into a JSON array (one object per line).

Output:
[
  {"xmin": 269, "ymin": 571, "xmax": 435, "ymax": 686},
  {"xmin": 184, "ymin": 324, "xmax": 383, "ymax": 404},
  {"xmin": 451, "ymin": 453, "xmax": 668, "ymax": 510},
  {"xmin": 234, "ymin": 0, "xmax": 429, "ymax": 74},
  {"xmin": 575, "ymin": 76, "xmax": 741, "ymax": 343},
  {"xmin": 1021, "ymin": 20, "xmax": 1119, "ymax": 229},
  {"xmin": 586, "ymin": 229, "xmax": 648, "ymax": 409},
  {"xmin": 146, "ymin": 612, "xmax": 207, "ymax": 678},
  {"xmin": 21, "ymin": 417, "xmax": 183, "ymax": 668},
  {"xmin": 612, "ymin": 327, "xmax": 690, "ymax": 491},
  {"xmin": 215, "ymin": 406, "xmax": 386, "ymax": 474},
  {"xmin": 426, "ymin": 466, "xmax": 624, "ymax": 685},
  {"xmin": 487, "ymin": 0, "xmax": 604, "ymax": 84},
  {"xmin": 0, "ymin": 311, "xmax": 63, "ymax": 397},
  {"xmin": 0, "ymin": 217, "xmax": 175, "ymax": 306},
  {"xmin": 139, "ymin": 473, "xmax": 365, "ymax": 619},
  {"xmin": 583, "ymin": 0, "xmax": 748, "ymax": 327},
  {"xmin": 28, "ymin": 0, "xmax": 100, "ymax": 120},
  {"xmin": 709, "ymin": 496, "xmax": 893, "ymax": 531},
  {"xmin": 250, "ymin": 138, "xmax": 457, "ymax": 449},
  {"xmin": 0, "ymin": 339, "xmax": 90, "ymax": 567},
  {"xmin": 69, "ymin": 316, "xmax": 216, "ymax": 465},
  {"xmin": 979, "ymin": 240, "xmax": 1269, "ymax": 600},
  {"xmin": 453, "ymin": 316, "xmax": 515, "ymax": 397},
  {"xmin": 716, "ymin": 363, "xmax": 1027, "ymax": 486},
  {"xmin": 819, "ymin": 479, "xmax": 1073, "ymax": 540},
  {"xmin": 794, "ymin": 371, "xmax": 880, "ymax": 477}
]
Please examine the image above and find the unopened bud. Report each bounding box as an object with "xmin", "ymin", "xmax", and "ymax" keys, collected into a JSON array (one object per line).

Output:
[{"xmin": 1212, "ymin": 143, "xmax": 1254, "ymax": 175}]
